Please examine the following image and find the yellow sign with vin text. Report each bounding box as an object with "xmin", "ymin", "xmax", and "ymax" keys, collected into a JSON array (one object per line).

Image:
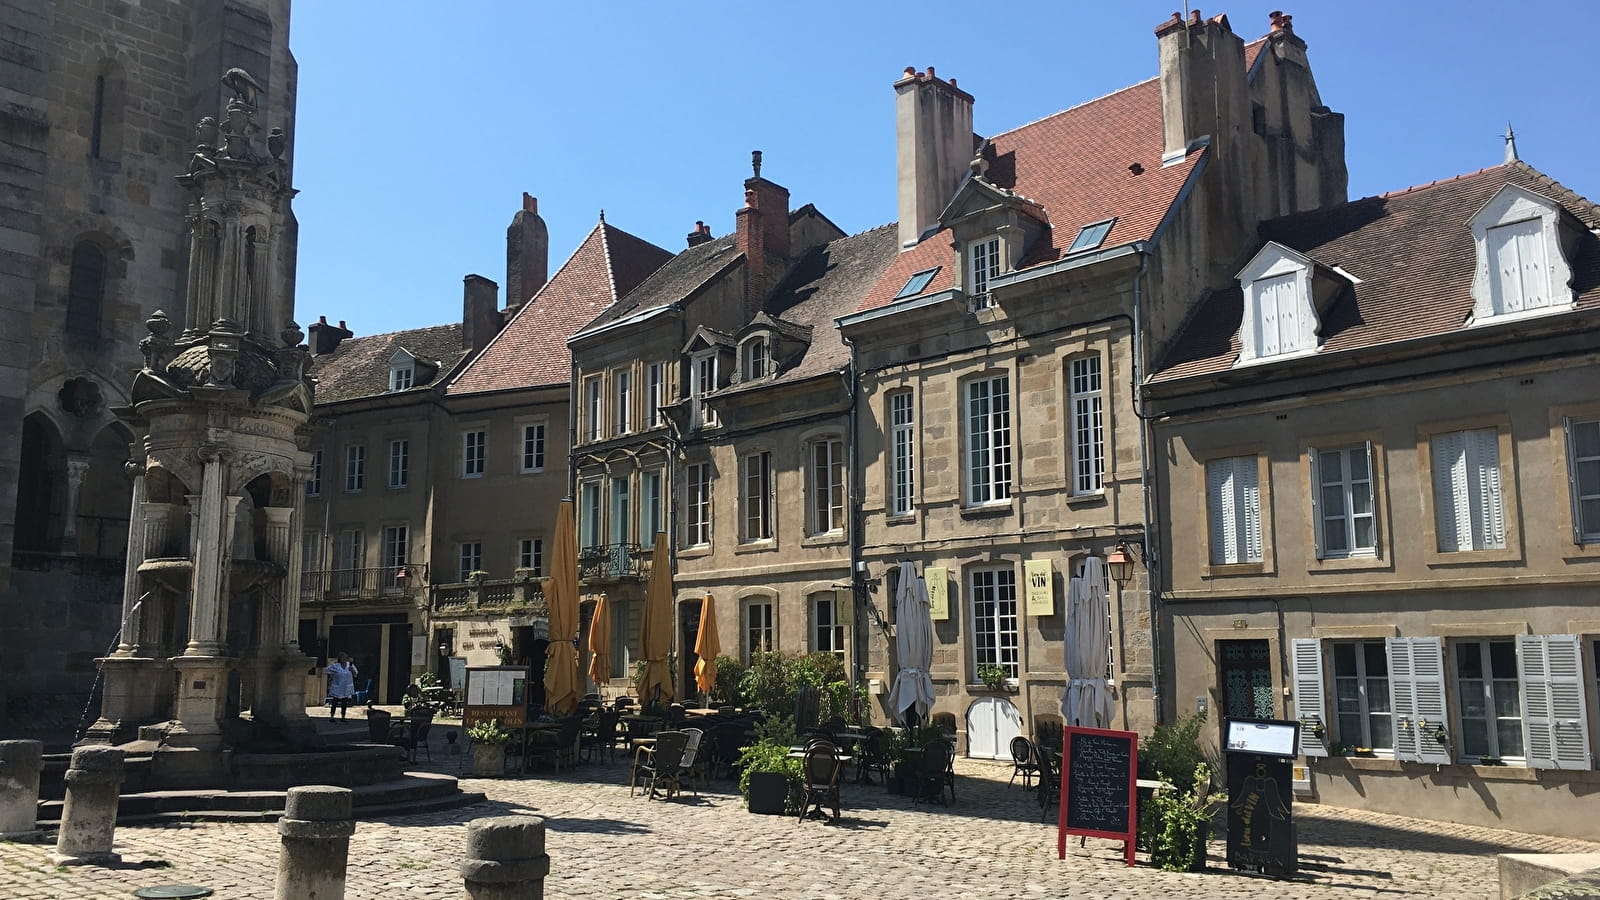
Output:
[
  {"xmin": 1024, "ymin": 559, "xmax": 1054, "ymax": 616},
  {"xmin": 925, "ymin": 567, "xmax": 949, "ymax": 620}
]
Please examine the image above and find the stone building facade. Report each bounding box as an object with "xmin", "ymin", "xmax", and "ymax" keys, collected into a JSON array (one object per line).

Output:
[{"xmin": 0, "ymin": 0, "xmax": 295, "ymax": 733}]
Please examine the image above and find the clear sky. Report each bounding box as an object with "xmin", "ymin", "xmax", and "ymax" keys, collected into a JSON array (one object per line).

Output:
[{"xmin": 288, "ymin": 1, "xmax": 1598, "ymax": 335}]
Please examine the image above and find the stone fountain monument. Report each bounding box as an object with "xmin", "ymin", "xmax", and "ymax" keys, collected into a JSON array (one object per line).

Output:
[{"xmin": 85, "ymin": 68, "xmax": 319, "ymax": 786}]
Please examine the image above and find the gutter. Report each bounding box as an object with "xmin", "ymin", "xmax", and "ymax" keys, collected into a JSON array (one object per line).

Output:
[
  {"xmin": 986, "ymin": 242, "xmax": 1140, "ymax": 291},
  {"xmin": 567, "ymin": 302, "xmax": 680, "ymax": 346},
  {"xmin": 835, "ymin": 288, "xmax": 962, "ymax": 330}
]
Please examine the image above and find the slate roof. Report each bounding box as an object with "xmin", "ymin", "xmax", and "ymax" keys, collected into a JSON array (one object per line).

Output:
[
  {"xmin": 1153, "ymin": 162, "xmax": 1600, "ymax": 381},
  {"xmin": 758, "ymin": 224, "xmax": 899, "ymax": 383},
  {"xmin": 575, "ymin": 234, "xmax": 741, "ymax": 337},
  {"xmin": 310, "ymin": 323, "xmax": 468, "ymax": 404},
  {"xmin": 449, "ymin": 221, "xmax": 672, "ymax": 394}
]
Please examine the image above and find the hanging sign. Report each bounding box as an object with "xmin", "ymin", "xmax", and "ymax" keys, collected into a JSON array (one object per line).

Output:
[
  {"xmin": 925, "ymin": 567, "xmax": 949, "ymax": 620},
  {"xmin": 1024, "ymin": 559, "xmax": 1054, "ymax": 616}
]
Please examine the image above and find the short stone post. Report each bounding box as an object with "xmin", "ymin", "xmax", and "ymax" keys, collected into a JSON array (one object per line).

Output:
[
  {"xmin": 275, "ymin": 785, "xmax": 355, "ymax": 900},
  {"xmin": 50, "ymin": 745, "xmax": 124, "ymax": 865},
  {"xmin": 461, "ymin": 815, "xmax": 550, "ymax": 900},
  {"xmin": 0, "ymin": 740, "xmax": 44, "ymax": 840}
]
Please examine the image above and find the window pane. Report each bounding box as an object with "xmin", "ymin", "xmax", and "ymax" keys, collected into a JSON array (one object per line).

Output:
[
  {"xmin": 1574, "ymin": 421, "xmax": 1600, "ymax": 458},
  {"xmin": 1368, "ymin": 713, "xmax": 1393, "ymax": 750},
  {"xmin": 1319, "ymin": 450, "xmax": 1343, "ymax": 483},
  {"xmin": 1365, "ymin": 678, "xmax": 1390, "ymax": 712},
  {"xmin": 1332, "ymin": 642, "xmax": 1356, "ymax": 674},
  {"xmin": 1456, "ymin": 643, "xmax": 1483, "ymax": 679},
  {"xmin": 1492, "ymin": 680, "xmax": 1520, "ymax": 718},
  {"xmin": 1488, "ymin": 641, "xmax": 1517, "ymax": 678},
  {"xmin": 1496, "ymin": 721, "xmax": 1523, "ymax": 758},
  {"xmin": 1321, "ymin": 484, "xmax": 1346, "ymax": 517},
  {"xmin": 1458, "ymin": 680, "xmax": 1486, "ymax": 718},
  {"xmin": 1349, "ymin": 447, "xmax": 1369, "ymax": 481},
  {"xmin": 1334, "ymin": 679, "xmax": 1361, "ymax": 712},
  {"xmin": 1363, "ymin": 642, "xmax": 1387, "ymax": 677},
  {"xmin": 1459, "ymin": 719, "xmax": 1490, "ymax": 758}
]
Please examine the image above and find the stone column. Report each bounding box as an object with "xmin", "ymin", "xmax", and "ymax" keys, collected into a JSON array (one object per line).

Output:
[
  {"xmin": 50, "ymin": 746, "xmax": 124, "ymax": 866},
  {"xmin": 0, "ymin": 740, "xmax": 43, "ymax": 841},
  {"xmin": 59, "ymin": 454, "xmax": 91, "ymax": 553},
  {"xmin": 185, "ymin": 445, "xmax": 230, "ymax": 656},
  {"xmin": 115, "ymin": 461, "xmax": 149, "ymax": 655},
  {"xmin": 461, "ymin": 815, "xmax": 551, "ymax": 900},
  {"xmin": 87, "ymin": 460, "xmax": 162, "ymax": 746},
  {"xmin": 259, "ymin": 507, "xmax": 295, "ymax": 648},
  {"xmin": 274, "ymin": 785, "xmax": 354, "ymax": 900}
]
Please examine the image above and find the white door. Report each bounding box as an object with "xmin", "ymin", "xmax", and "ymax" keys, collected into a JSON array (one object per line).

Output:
[{"xmin": 965, "ymin": 697, "xmax": 1024, "ymax": 760}]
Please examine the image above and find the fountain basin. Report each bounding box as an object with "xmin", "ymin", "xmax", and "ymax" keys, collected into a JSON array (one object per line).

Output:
[{"xmin": 138, "ymin": 557, "xmax": 286, "ymax": 593}]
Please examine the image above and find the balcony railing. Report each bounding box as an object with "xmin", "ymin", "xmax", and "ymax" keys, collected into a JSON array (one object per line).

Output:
[
  {"xmin": 300, "ymin": 565, "xmax": 426, "ymax": 604},
  {"xmin": 579, "ymin": 542, "xmax": 645, "ymax": 581},
  {"xmin": 430, "ymin": 575, "xmax": 546, "ymax": 618}
]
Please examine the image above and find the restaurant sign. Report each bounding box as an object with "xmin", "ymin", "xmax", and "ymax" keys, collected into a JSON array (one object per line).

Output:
[
  {"xmin": 1024, "ymin": 558, "xmax": 1053, "ymax": 616},
  {"xmin": 925, "ymin": 567, "xmax": 949, "ymax": 620}
]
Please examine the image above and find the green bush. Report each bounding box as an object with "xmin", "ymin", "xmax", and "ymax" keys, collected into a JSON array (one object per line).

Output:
[
  {"xmin": 736, "ymin": 713, "xmax": 802, "ymax": 810},
  {"xmin": 739, "ymin": 650, "xmax": 793, "ymax": 715},
  {"xmin": 711, "ymin": 655, "xmax": 744, "ymax": 705},
  {"xmin": 466, "ymin": 718, "xmax": 510, "ymax": 746},
  {"xmin": 1139, "ymin": 711, "xmax": 1208, "ymax": 793},
  {"xmin": 1143, "ymin": 762, "xmax": 1225, "ymax": 871}
]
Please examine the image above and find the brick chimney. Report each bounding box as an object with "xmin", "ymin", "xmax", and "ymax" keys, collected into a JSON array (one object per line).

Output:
[
  {"xmin": 1156, "ymin": 10, "xmax": 1248, "ymax": 165},
  {"xmin": 505, "ymin": 192, "xmax": 548, "ymax": 310},
  {"xmin": 894, "ymin": 66, "xmax": 975, "ymax": 250},
  {"xmin": 462, "ymin": 274, "xmax": 501, "ymax": 353},
  {"xmin": 686, "ymin": 221, "xmax": 713, "ymax": 248},
  {"xmin": 307, "ymin": 315, "xmax": 352, "ymax": 356},
  {"xmin": 735, "ymin": 151, "xmax": 790, "ymax": 318}
]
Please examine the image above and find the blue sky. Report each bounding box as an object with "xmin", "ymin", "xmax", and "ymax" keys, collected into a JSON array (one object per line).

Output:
[{"xmin": 288, "ymin": 2, "xmax": 1598, "ymax": 334}]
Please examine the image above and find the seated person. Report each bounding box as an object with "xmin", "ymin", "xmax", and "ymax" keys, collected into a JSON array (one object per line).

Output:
[{"xmin": 401, "ymin": 682, "xmax": 424, "ymax": 711}]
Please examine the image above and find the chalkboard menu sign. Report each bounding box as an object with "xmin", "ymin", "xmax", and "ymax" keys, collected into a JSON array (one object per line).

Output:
[{"xmin": 1056, "ymin": 725, "xmax": 1139, "ymax": 867}]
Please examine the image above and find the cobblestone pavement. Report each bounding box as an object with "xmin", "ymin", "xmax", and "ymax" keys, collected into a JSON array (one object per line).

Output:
[{"xmin": 3, "ymin": 747, "xmax": 1597, "ymax": 900}]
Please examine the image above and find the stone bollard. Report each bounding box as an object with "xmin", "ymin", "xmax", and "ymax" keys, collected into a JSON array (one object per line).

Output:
[
  {"xmin": 0, "ymin": 740, "xmax": 44, "ymax": 841},
  {"xmin": 275, "ymin": 785, "xmax": 355, "ymax": 900},
  {"xmin": 461, "ymin": 815, "xmax": 551, "ymax": 900},
  {"xmin": 50, "ymin": 745, "xmax": 124, "ymax": 865}
]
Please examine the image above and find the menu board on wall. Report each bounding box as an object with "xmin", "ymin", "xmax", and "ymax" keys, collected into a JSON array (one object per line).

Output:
[
  {"xmin": 925, "ymin": 567, "xmax": 949, "ymax": 620},
  {"xmin": 463, "ymin": 665, "xmax": 530, "ymax": 729},
  {"xmin": 1024, "ymin": 559, "xmax": 1054, "ymax": 616}
]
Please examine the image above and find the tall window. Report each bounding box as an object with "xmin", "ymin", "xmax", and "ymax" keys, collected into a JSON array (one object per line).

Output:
[
  {"xmin": 639, "ymin": 469, "xmax": 664, "ymax": 544},
  {"xmin": 1566, "ymin": 418, "xmax": 1600, "ymax": 543},
  {"xmin": 1431, "ymin": 428, "xmax": 1504, "ymax": 552},
  {"xmin": 381, "ymin": 524, "xmax": 408, "ymax": 569},
  {"xmin": 611, "ymin": 599, "xmax": 632, "ymax": 677},
  {"xmin": 691, "ymin": 353, "xmax": 719, "ymax": 429},
  {"xmin": 613, "ymin": 370, "xmax": 633, "ymax": 435},
  {"xmin": 584, "ymin": 376, "xmax": 603, "ymax": 441},
  {"xmin": 388, "ymin": 439, "xmax": 409, "ymax": 489},
  {"xmin": 66, "ymin": 242, "xmax": 106, "ymax": 337},
  {"xmin": 965, "ymin": 375, "xmax": 1012, "ymax": 506},
  {"xmin": 685, "ymin": 462, "xmax": 711, "ymax": 547},
  {"xmin": 580, "ymin": 480, "xmax": 602, "ymax": 549},
  {"xmin": 811, "ymin": 593, "xmax": 845, "ymax": 655},
  {"xmin": 1455, "ymin": 639, "xmax": 1523, "ymax": 761},
  {"xmin": 458, "ymin": 541, "xmax": 483, "ymax": 582},
  {"xmin": 609, "ymin": 476, "xmax": 631, "ymax": 547},
  {"xmin": 336, "ymin": 529, "xmax": 362, "ymax": 591},
  {"xmin": 1313, "ymin": 444, "xmax": 1376, "ymax": 558},
  {"xmin": 743, "ymin": 338, "xmax": 768, "ymax": 381},
  {"xmin": 1069, "ymin": 356, "xmax": 1104, "ymax": 494},
  {"xmin": 890, "ymin": 392, "xmax": 915, "ymax": 517},
  {"xmin": 518, "ymin": 537, "xmax": 543, "ymax": 575},
  {"xmin": 90, "ymin": 74, "xmax": 107, "ymax": 159},
  {"xmin": 968, "ymin": 236, "xmax": 1001, "ymax": 305},
  {"xmin": 810, "ymin": 439, "xmax": 845, "ymax": 534},
  {"xmin": 462, "ymin": 429, "xmax": 486, "ymax": 478},
  {"xmin": 646, "ymin": 362, "xmax": 666, "ymax": 427},
  {"xmin": 306, "ymin": 451, "xmax": 322, "ymax": 498},
  {"xmin": 344, "ymin": 445, "xmax": 365, "ymax": 493},
  {"xmin": 1332, "ymin": 641, "xmax": 1392, "ymax": 752},
  {"xmin": 1207, "ymin": 455, "xmax": 1262, "ymax": 565},
  {"xmin": 742, "ymin": 451, "xmax": 772, "ymax": 542},
  {"xmin": 301, "ymin": 529, "xmax": 323, "ymax": 573},
  {"xmin": 521, "ymin": 423, "xmax": 545, "ymax": 473},
  {"xmin": 388, "ymin": 363, "xmax": 414, "ymax": 392},
  {"xmin": 970, "ymin": 567, "xmax": 1019, "ymax": 679},
  {"xmin": 745, "ymin": 600, "xmax": 774, "ymax": 664}
]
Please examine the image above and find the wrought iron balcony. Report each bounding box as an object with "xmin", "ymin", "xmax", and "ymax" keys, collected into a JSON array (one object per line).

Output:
[
  {"xmin": 578, "ymin": 542, "xmax": 645, "ymax": 582},
  {"xmin": 300, "ymin": 564, "xmax": 426, "ymax": 605}
]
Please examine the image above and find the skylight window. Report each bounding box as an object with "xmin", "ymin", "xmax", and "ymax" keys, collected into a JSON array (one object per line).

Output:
[
  {"xmin": 1067, "ymin": 219, "xmax": 1116, "ymax": 254},
  {"xmin": 894, "ymin": 267, "xmax": 941, "ymax": 299}
]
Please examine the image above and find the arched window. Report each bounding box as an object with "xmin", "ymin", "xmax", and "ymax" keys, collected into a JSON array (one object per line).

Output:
[{"xmin": 66, "ymin": 242, "xmax": 105, "ymax": 337}]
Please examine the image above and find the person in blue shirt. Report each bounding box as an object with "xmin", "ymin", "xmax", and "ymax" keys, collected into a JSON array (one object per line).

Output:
[{"xmin": 326, "ymin": 652, "xmax": 359, "ymax": 718}]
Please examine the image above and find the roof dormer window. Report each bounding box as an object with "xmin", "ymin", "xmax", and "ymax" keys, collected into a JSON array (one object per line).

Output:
[
  {"xmin": 894, "ymin": 266, "xmax": 941, "ymax": 300},
  {"xmin": 1067, "ymin": 218, "xmax": 1116, "ymax": 254},
  {"xmin": 1469, "ymin": 184, "xmax": 1574, "ymax": 325},
  {"xmin": 388, "ymin": 349, "xmax": 417, "ymax": 392},
  {"xmin": 742, "ymin": 335, "xmax": 770, "ymax": 382},
  {"xmin": 967, "ymin": 236, "xmax": 1001, "ymax": 308},
  {"xmin": 1235, "ymin": 242, "xmax": 1319, "ymax": 366}
]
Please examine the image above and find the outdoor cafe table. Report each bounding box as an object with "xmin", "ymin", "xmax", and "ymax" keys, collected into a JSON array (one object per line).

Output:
[{"xmin": 787, "ymin": 746, "xmax": 853, "ymax": 764}]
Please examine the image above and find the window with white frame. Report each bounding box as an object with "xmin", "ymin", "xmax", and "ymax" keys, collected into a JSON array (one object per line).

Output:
[
  {"xmin": 1312, "ymin": 443, "xmax": 1376, "ymax": 558},
  {"xmin": 1455, "ymin": 639, "xmax": 1522, "ymax": 762},
  {"xmin": 684, "ymin": 462, "xmax": 711, "ymax": 547},
  {"xmin": 1207, "ymin": 455, "xmax": 1262, "ymax": 565},
  {"xmin": 389, "ymin": 361, "xmax": 414, "ymax": 392},
  {"xmin": 965, "ymin": 374, "xmax": 1012, "ymax": 506},
  {"xmin": 609, "ymin": 476, "xmax": 630, "ymax": 547},
  {"xmin": 967, "ymin": 236, "xmax": 1001, "ymax": 306},
  {"xmin": 745, "ymin": 599, "xmax": 774, "ymax": 663},
  {"xmin": 521, "ymin": 423, "xmax": 545, "ymax": 473},
  {"xmin": 889, "ymin": 392, "xmax": 915, "ymax": 517},
  {"xmin": 1069, "ymin": 355, "xmax": 1104, "ymax": 495},
  {"xmin": 970, "ymin": 567, "xmax": 1019, "ymax": 680},
  {"xmin": 458, "ymin": 541, "xmax": 482, "ymax": 582},
  {"xmin": 381, "ymin": 524, "xmax": 408, "ymax": 569},
  {"xmin": 1332, "ymin": 641, "xmax": 1392, "ymax": 752},
  {"xmin": 742, "ymin": 451, "xmax": 772, "ymax": 542},
  {"xmin": 344, "ymin": 445, "xmax": 365, "ymax": 493},
  {"xmin": 810, "ymin": 438, "xmax": 845, "ymax": 535},
  {"xmin": 1566, "ymin": 418, "xmax": 1600, "ymax": 543},
  {"xmin": 306, "ymin": 450, "xmax": 322, "ymax": 498},
  {"xmin": 1431, "ymin": 428, "xmax": 1504, "ymax": 552},
  {"xmin": 580, "ymin": 480, "xmax": 602, "ymax": 550},
  {"xmin": 811, "ymin": 592, "xmax": 845, "ymax": 655},
  {"xmin": 743, "ymin": 337, "xmax": 768, "ymax": 381},
  {"xmin": 518, "ymin": 537, "xmax": 543, "ymax": 575},
  {"xmin": 301, "ymin": 529, "xmax": 323, "ymax": 573},
  {"xmin": 691, "ymin": 353, "xmax": 719, "ymax": 428},
  {"xmin": 461, "ymin": 429, "xmax": 486, "ymax": 479},
  {"xmin": 646, "ymin": 362, "xmax": 666, "ymax": 427},
  {"xmin": 388, "ymin": 439, "xmax": 409, "ymax": 489},
  {"xmin": 613, "ymin": 369, "xmax": 632, "ymax": 435},
  {"xmin": 639, "ymin": 469, "xmax": 664, "ymax": 545},
  {"xmin": 611, "ymin": 599, "xmax": 631, "ymax": 677},
  {"xmin": 336, "ymin": 528, "xmax": 362, "ymax": 591},
  {"xmin": 1468, "ymin": 185, "xmax": 1574, "ymax": 324},
  {"xmin": 584, "ymin": 376, "xmax": 603, "ymax": 442}
]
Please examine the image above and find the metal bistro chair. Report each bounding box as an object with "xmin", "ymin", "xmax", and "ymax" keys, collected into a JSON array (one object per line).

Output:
[
  {"xmin": 914, "ymin": 739, "xmax": 953, "ymax": 806},
  {"xmin": 677, "ymin": 727, "xmax": 707, "ymax": 795},
  {"xmin": 1038, "ymin": 749, "xmax": 1062, "ymax": 823},
  {"xmin": 855, "ymin": 727, "xmax": 891, "ymax": 785},
  {"xmin": 527, "ymin": 716, "xmax": 584, "ymax": 773},
  {"xmin": 632, "ymin": 730, "xmax": 690, "ymax": 800},
  {"xmin": 395, "ymin": 710, "xmax": 434, "ymax": 762},
  {"xmin": 582, "ymin": 710, "xmax": 621, "ymax": 763},
  {"xmin": 1009, "ymin": 736, "xmax": 1040, "ymax": 790},
  {"xmin": 797, "ymin": 740, "xmax": 844, "ymax": 823}
]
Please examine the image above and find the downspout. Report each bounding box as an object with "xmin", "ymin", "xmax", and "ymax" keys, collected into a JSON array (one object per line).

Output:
[
  {"xmin": 841, "ymin": 337, "xmax": 865, "ymax": 709},
  {"xmin": 1130, "ymin": 245, "xmax": 1164, "ymax": 726}
]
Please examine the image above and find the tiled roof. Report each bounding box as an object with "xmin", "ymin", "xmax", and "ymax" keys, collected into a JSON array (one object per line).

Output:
[
  {"xmin": 1153, "ymin": 162, "xmax": 1600, "ymax": 381},
  {"xmin": 761, "ymin": 224, "xmax": 899, "ymax": 383},
  {"xmin": 857, "ymin": 75, "xmax": 1204, "ymax": 314},
  {"xmin": 575, "ymin": 234, "xmax": 741, "ymax": 337},
  {"xmin": 310, "ymin": 323, "xmax": 467, "ymax": 404},
  {"xmin": 449, "ymin": 222, "xmax": 672, "ymax": 393}
]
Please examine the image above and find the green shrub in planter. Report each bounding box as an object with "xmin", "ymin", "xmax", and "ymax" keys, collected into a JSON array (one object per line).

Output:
[{"xmin": 1142, "ymin": 762, "xmax": 1226, "ymax": 872}]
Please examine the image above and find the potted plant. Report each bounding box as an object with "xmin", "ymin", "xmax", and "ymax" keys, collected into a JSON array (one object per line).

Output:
[
  {"xmin": 976, "ymin": 664, "xmax": 1011, "ymax": 692},
  {"xmin": 736, "ymin": 715, "xmax": 801, "ymax": 814},
  {"xmin": 1146, "ymin": 761, "xmax": 1226, "ymax": 872},
  {"xmin": 467, "ymin": 718, "xmax": 511, "ymax": 777}
]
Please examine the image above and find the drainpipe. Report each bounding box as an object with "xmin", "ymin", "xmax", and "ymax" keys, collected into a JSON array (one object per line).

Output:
[
  {"xmin": 1130, "ymin": 245, "xmax": 1163, "ymax": 726},
  {"xmin": 841, "ymin": 338, "xmax": 866, "ymax": 710}
]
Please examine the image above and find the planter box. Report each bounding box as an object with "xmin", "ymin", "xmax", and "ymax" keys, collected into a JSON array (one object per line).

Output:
[
  {"xmin": 745, "ymin": 772, "xmax": 790, "ymax": 815},
  {"xmin": 471, "ymin": 745, "xmax": 505, "ymax": 777}
]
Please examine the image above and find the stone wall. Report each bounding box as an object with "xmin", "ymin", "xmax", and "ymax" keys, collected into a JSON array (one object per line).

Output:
[{"xmin": 0, "ymin": 554, "xmax": 125, "ymax": 740}]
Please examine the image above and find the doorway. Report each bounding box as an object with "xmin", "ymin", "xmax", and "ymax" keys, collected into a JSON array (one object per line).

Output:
[
  {"xmin": 679, "ymin": 598, "xmax": 702, "ymax": 700},
  {"xmin": 965, "ymin": 696, "xmax": 1023, "ymax": 760},
  {"xmin": 1217, "ymin": 638, "xmax": 1276, "ymax": 722}
]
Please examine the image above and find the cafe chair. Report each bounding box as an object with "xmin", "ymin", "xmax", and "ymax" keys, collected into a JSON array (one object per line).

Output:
[
  {"xmin": 677, "ymin": 727, "xmax": 708, "ymax": 795},
  {"xmin": 631, "ymin": 730, "xmax": 690, "ymax": 800},
  {"xmin": 395, "ymin": 710, "xmax": 434, "ymax": 762},
  {"xmin": 797, "ymin": 740, "xmax": 843, "ymax": 823},
  {"xmin": 528, "ymin": 716, "xmax": 584, "ymax": 773},
  {"xmin": 582, "ymin": 710, "xmax": 620, "ymax": 763},
  {"xmin": 855, "ymin": 727, "xmax": 890, "ymax": 785},
  {"xmin": 350, "ymin": 679, "xmax": 374, "ymax": 706},
  {"xmin": 914, "ymin": 740, "xmax": 953, "ymax": 806},
  {"xmin": 1038, "ymin": 751, "xmax": 1062, "ymax": 822},
  {"xmin": 1009, "ymin": 736, "xmax": 1040, "ymax": 790}
]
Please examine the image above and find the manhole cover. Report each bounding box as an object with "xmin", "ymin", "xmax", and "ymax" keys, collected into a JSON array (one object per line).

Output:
[{"xmin": 133, "ymin": 887, "xmax": 213, "ymax": 899}]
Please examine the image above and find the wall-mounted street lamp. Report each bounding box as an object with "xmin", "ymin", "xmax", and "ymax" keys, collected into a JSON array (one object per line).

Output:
[{"xmin": 1106, "ymin": 541, "xmax": 1145, "ymax": 588}]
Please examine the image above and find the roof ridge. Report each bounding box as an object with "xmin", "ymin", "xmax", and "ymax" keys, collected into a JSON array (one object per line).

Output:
[
  {"xmin": 1505, "ymin": 159, "xmax": 1600, "ymax": 226},
  {"xmin": 1374, "ymin": 163, "xmax": 1508, "ymax": 201},
  {"xmin": 328, "ymin": 321, "xmax": 461, "ymax": 345},
  {"xmin": 985, "ymin": 75, "xmax": 1158, "ymax": 143},
  {"xmin": 599, "ymin": 220, "xmax": 619, "ymax": 301}
]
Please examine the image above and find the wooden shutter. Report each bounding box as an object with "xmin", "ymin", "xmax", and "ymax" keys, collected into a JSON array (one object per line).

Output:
[
  {"xmin": 1489, "ymin": 223, "xmax": 1523, "ymax": 313},
  {"xmin": 1207, "ymin": 460, "xmax": 1232, "ymax": 565},
  {"xmin": 1308, "ymin": 449, "xmax": 1324, "ymax": 560},
  {"xmin": 1388, "ymin": 637, "xmax": 1450, "ymax": 764},
  {"xmin": 1291, "ymin": 638, "xmax": 1329, "ymax": 757},
  {"xmin": 1240, "ymin": 458, "xmax": 1263, "ymax": 562},
  {"xmin": 1512, "ymin": 219, "xmax": 1549, "ymax": 310},
  {"xmin": 1431, "ymin": 432, "xmax": 1469, "ymax": 551},
  {"xmin": 1518, "ymin": 635, "xmax": 1593, "ymax": 770},
  {"xmin": 1467, "ymin": 429, "xmax": 1504, "ymax": 549},
  {"xmin": 1566, "ymin": 419, "xmax": 1584, "ymax": 544}
]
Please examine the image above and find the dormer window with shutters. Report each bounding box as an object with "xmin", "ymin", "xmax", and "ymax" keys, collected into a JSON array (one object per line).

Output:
[
  {"xmin": 1468, "ymin": 184, "xmax": 1576, "ymax": 325},
  {"xmin": 741, "ymin": 334, "xmax": 770, "ymax": 382},
  {"xmin": 690, "ymin": 350, "xmax": 720, "ymax": 430},
  {"xmin": 388, "ymin": 349, "xmax": 416, "ymax": 392},
  {"xmin": 1235, "ymin": 242, "xmax": 1319, "ymax": 366}
]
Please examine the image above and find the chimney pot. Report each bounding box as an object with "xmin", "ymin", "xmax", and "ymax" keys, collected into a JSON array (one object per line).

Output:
[
  {"xmin": 318, "ymin": 315, "xmax": 327, "ymax": 324},
  {"xmin": 1189, "ymin": 9, "xmax": 1202, "ymax": 25},
  {"xmin": 925, "ymin": 66, "xmax": 935, "ymax": 78},
  {"xmin": 338, "ymin": 320, "xmax": 346, "ymax": 329},
  {"xmin": 948, "ymin": 77, "xmax": 957, "ymax": 87},
  {"xmin": 522, "ymin": 192, "xmax": 537, "ymax": 213},
  {"xmin": 903, "ymin": 66, "xmax": 915, "ymax": 78}
]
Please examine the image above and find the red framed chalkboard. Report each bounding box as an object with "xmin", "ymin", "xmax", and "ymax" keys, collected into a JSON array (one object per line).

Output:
[{"xmin": 1057, "ymin": 724, "xmax": 1139, "ymax": 867}]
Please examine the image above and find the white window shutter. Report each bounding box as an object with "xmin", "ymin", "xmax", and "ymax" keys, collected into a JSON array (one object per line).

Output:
[
  {"xmin": 1388, "ymin": 637, "xmax": 1450, "ymax": 764},
  {"xmin": 1207, "ymin": 461, "xmax": 1231, "ymax": 565},
  {"xmin": 1309, "ymin": 450, "xmax": 1324, "ymax": 560},
  {"xmin": 1432, "ymin": 432, "xmax": 1468, "ymax": 551},
  {"xmin": 1291, "ymin": 639, "xmax": 1329, "ymax": 757},
  {"xmin": 1468, "ymin": 429, "xmax": 1505, "ymax": 549},
  {"xmin": 1387, "ymin": 638, "xmax": 1419, "ymax": 761},
  {"xmin": 1241, "ymin": 459, "xmax": 1263, "ymax": 562},
  {"xmin": 1489, "ymin": 223, "xmax": 1523, "ymax": 313},
  {"xmin": 1514, "ymin": 220, "xmax": 1549, "ymax": 310},
  {"xmin": 1518, "ymin": 635, "xmax": 1593, "ymax": 770}
]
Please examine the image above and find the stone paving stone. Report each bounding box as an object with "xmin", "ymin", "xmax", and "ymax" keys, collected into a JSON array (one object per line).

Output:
[{"xmin": 1, "ymin": 750, "xmax": 1596, "ymax": 899}]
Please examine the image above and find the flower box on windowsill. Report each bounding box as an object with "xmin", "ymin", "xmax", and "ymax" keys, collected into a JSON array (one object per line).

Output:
[{"xmin": 969, "ymin": 681, "xmax": 1019, "ymax": 694}]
